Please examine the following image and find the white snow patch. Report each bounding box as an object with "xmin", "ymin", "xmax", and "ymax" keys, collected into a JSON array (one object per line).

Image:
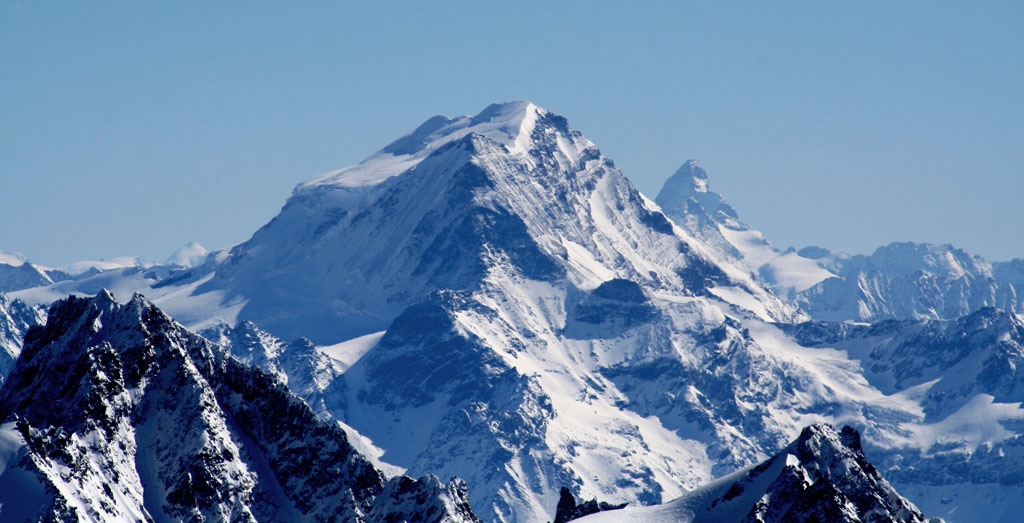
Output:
[
  {"xmin": 719, "ymin": 227, "xmax": 834, "ymax": 293},
  {"xmin": 708, "ymin": 286, "xmax": 773, "ymax": 321},
  {"xmin": 336, "ymin": 420, "xmax": 406, "ymax": 478},
  {"xmin": 318, "ymin": 331, "xmax": 385, "ymax": 373},
  {"xmin": 0, "ymin": 423, "xmax": 47, "ymax": 522},
  {"xmin": 300, "ymin": 101, "xmax": 543, "ymax": 191},
  {"xmin": 0, "ymin": 251, "xmax": 27, "ymax": 266},
  {"xmin": 165, "ymin": 242, "xmax": 209, "ymax": 268}
]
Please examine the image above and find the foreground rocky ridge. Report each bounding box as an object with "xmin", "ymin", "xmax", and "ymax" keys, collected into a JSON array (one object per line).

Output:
[
  {"xmin": 0, "ymin": 292, "xmax": 481, "ymax": 522},
  {"xmin": 575, "ymin": 424, "xmax": 935, "ymax": 523}
]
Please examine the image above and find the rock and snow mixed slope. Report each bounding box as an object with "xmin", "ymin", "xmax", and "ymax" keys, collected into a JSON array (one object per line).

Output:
[
  {"xmin": 0, "ymin": 292, "xmax": 481, "ymax": 522},
  {"xmin": 781, "ymin": 308, "xmax": 1024, "ymax": 521},
  {"xmin": 200, "ymin": 320, "xmax": 343, "ymax": 419},
  {"xmin": 0, "ymin": 293, "xmax": 44, "ymax": 388},
  {"xmin": 575, "ymin": 424, "xmax": 933, "ymax": 523}
]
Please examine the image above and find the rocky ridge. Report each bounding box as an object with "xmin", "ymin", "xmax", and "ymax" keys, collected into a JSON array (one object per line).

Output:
[{"xmin": 0, "ymin": 291, "xmax": 481, "ymax": 522}]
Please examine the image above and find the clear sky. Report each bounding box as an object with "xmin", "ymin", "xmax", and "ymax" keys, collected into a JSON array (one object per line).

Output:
[{"xmin": 2, "ymin": 2, "xmax": 1022, "ymax": 267}]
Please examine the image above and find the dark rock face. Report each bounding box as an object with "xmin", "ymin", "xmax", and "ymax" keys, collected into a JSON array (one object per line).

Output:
[
  {"xmin": 369, "ymin": 475, "xmax": 483, "ymax": 523},
  {"xmin": 706, "ymin": 424, "xmax": 932, "ymax": 523},
  {"xmin": 565, "ymin": 279, "xmax": 658, "ymax": 338},
  {"xmin": 552, "ymin": 486, "xmax": 627, "ymax": 523},
  {"xmin": 746, "ymin": 425, "xmax": 928, "ymax": 522},
  {"xmin": 0, "ymin": 292, "xmax": 481, "ymax": 522}
]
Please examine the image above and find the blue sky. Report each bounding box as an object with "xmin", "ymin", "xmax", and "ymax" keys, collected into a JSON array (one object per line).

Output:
[{"xmin": 2, "ymin": 2, "xmax": 1022, "ymax": 266}]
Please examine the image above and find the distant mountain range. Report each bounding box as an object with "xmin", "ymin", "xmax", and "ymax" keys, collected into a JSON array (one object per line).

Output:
[
  {"xmin": 655, "ymin": 159, "xmax": 1024, "ymax": 322},
  {"xmin": 2, "ymin": 102, "xmax": 1021, "ymax": 522}
]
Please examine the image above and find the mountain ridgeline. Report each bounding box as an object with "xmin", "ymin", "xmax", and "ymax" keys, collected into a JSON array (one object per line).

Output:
[{"xmin": 3, "ymin": 101, "xmax": 1020, "ymax": 522}]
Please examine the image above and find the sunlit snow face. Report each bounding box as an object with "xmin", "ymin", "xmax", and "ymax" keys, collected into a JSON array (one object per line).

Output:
[{"xmin": 692, "ymin": 177, "xmax": 708, "ymax": 193}]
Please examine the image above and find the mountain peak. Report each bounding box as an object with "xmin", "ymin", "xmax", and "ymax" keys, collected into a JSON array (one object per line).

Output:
[
  {"xmin": 575, "ymin": 424, "xmax": 932, "ymax": 523},
  {"xmin": 656, "ymin": 160, "xmax": 743, "ymax": 234},
  {"xmin": 165, "ymin": 241, "xmax": 209, "ymax": 268},
  {"xmin": 299, "ymin": 101, "xmax": 548, "ymax": 192},
  {"xmin": 673, "ymin": 159, "xmax": 709, "ymax": 193}
]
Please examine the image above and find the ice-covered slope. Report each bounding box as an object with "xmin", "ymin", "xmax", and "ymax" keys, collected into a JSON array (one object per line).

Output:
[
  {"xmin": 0, "ymin": 291, "xmax": 482, "ymax": 522},
  {"xmin": 795, "ymin": 242, "xmax": 1023, "ymax": 321},
  {"xmin": 165, "ymin": 241, "xmax": 210, "ymax": 268},
  {"xmin": 655, "ymin": 161, "xmax": 834, "ymax": 297},
  {"xmin": 8, "ymin": 250, "xmax": 245, "ymax": 333},
  {"xmin": 575, "ymin": 424, "xmax": 932, "ymax": 523}
]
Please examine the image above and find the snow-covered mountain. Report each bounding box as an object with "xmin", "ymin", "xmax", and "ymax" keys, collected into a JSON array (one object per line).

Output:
[
  {"xmin": 165, "ymin": 241, "xmax": 210, "ymax": 268},
  {"xmin": 655, "ymin": 161, "xmax": 834, "ymax": 298},
  {"xmin": 197, "ymin": 102, "xmax": 798, "ymax": 345},
  {"xmin": 575, "ymin": 424, "xmax": 933, "ymax": 523},
  {"xmin": 3, "ymin": 101, "xmax": 1020, "ymax": 522},
  {"xmin": 795, "ymin": 242, "xmax": 1023, "ymax": 322},
  {"xmin": 0, "ymin": 252, "xmax": 54, "ymax": 293},
  {"xmin": 0, "ymin": 291, "xmax": 482, "ymax": 522}
]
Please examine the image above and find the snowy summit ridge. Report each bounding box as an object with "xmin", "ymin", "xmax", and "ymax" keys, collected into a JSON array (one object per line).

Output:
[
  {"xmin": 300, "ymin": 101, "xmax": 547, "ymax": 191},
  {"xmin": 214, "ymin": 100, "xmax": 797, "ymax": 343}
]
